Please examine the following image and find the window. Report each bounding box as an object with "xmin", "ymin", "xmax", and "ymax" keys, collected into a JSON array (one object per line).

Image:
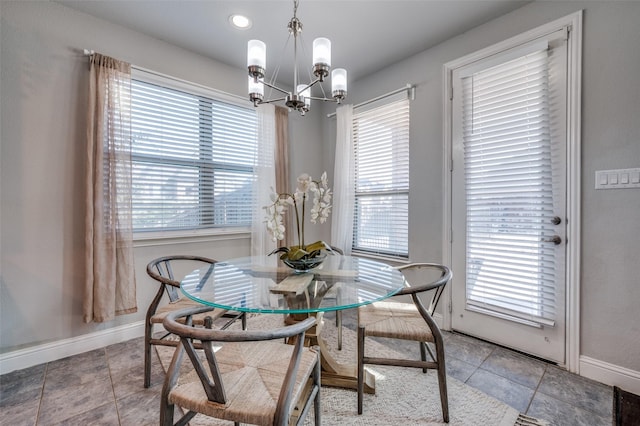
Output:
[
  {"xmin": 352, "ymin": 98, "xmax": 410, "ymax": 257},
  {"xmin": 130, "ymin": 74, "xmax": 258, "ymax": 233}
]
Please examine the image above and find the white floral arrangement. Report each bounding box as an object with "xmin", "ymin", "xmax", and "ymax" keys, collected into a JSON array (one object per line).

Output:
[{"xmin": 264, "ymin": 172, "xmax": 333, "ymax": 262}]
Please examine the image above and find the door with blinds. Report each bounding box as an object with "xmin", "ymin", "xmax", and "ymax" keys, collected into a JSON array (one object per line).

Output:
[{"xmin": 450, "ymin": 28, "xmax": 569, "ymax": 363}]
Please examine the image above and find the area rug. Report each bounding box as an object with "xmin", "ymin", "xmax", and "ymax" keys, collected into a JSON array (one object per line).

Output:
[{"xmin": 156, "ymin": 314, "xmax": 548, "ymax": 425}]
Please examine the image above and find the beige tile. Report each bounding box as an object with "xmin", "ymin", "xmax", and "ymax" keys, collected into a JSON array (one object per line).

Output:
[
  {"xmin": 55, "ymin": 401, "xmax": 119, "ymax": 426},
  {"xmin": 37, "ymin": 377, "xmax": 113, "ymax": 425},
  {"xmin": 0, "ymin": 397, "xmax": 39, "ymax": 426}
]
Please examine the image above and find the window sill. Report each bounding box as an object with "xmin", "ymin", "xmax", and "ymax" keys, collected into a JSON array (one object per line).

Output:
[{"xmin": 133, "ymin": 227, "xmax": 250, "ymax": 247}]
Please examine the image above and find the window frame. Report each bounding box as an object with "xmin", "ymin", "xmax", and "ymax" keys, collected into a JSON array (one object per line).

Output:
[
  {"xmin": 351, "ymin": 97, "xmax": 411, "ymax": 259},
  {"xmin": 130, "ymin": 69, "xmax": 257, "ymax": 243}
]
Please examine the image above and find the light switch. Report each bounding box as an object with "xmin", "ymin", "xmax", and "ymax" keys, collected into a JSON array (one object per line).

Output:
[
  {"xmin": 621, "ymin": 173, "xmax": 629, "ymax": 184},
  {"xmin": 598, "ymin": 173, "xmax": 608, "ymax": 185},
  {"xmin": 595, "ymin": 168, "xmax": 640, "ymax": 189}
]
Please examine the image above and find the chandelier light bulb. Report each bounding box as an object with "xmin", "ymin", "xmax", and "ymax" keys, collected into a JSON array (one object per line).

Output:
[
  {"xmin": 297, "ymin": 84, "xmax": 311, "ymax": 110},
  {"xmin": 312, "ymin": 38, "xmax": 331, "ymax": 67},
  {"xmin": 331, "ymin": 68, "xmax": 347, "ymax": 100},
  {"xmin": 249, "ymin": 76, "xmax": 264, "ymax": 106},
  {"xmin": 247, "ymin": 40, "xmax": 266, "ymax": 72}
]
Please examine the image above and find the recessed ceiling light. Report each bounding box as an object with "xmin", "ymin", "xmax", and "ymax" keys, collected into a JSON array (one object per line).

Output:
[{"xmin": 229, "ymin": 14, "xmax": 252, "ymax": 30}]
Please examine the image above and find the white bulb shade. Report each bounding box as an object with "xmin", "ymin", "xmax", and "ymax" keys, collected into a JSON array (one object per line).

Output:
[
  {"xmin": 312, "ymin": 38, "xmax": 331, "ymax": 67},
  {"xmin": 247, "ymin": 40, "xmax": 266, "ymax": 69},
  {"xmin": 297, "ymin": 84, "xmax": 311, "ymax": 108},
  {"xmin": 332, "ymin": 68, "xmax": 347, "ymax": 92},
  {"xmin": 248, "ymin": 76, "xmax": 264, "ymax": 96}
]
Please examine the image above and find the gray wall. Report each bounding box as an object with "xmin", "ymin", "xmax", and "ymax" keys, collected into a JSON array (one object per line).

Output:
[
  {"xmin": 321, "ymin": 1, "xmax": 640, "ymax": 372},
  {"xmin": 1, "ymin": 0, "xmax": 639, "ymax": 376}
]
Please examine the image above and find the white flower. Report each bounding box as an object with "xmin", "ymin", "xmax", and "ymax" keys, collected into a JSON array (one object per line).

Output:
[
  {"xmin": 296, "ymin": 173, "xmax": 312, "ymax": 193},
  {"xmin": 263, "ymin": 171, "xmax": 332, "ymax": 247}
]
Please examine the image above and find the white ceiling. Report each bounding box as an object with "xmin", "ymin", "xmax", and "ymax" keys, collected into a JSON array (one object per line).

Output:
[{"xmin": 55, "ymin": 0, "xmax": 530, "ymax": 85}]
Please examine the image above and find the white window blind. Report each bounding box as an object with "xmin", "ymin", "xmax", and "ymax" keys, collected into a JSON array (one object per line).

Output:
[
  {"xmin": 462, "ymin": 48, "xmax": 558, "ymax": 326},
  {"xmin": 352, "ymin": 99, "xmax": 409, "ymax": 257},
  {"xmin": 130, "ymin": 79, "xmax": 258, "ymax": 232}
]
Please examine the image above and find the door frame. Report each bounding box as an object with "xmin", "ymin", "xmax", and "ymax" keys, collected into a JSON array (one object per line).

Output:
[{"xmin": 441, "ymin": 10, "xmax": 582, "ymax": 373}]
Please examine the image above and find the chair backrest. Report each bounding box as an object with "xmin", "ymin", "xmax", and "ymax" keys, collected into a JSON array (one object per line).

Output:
[
  {"xmin": 395, "ymin": 263, "xmax": 452, "ymax": 315},
  {"xmin": 329, "ymin": 246, "xmax": 344, "ymax": 255},
  {"xmin": 162, "ymin": 306, "xmax": 316, "ymax": 423},
  {"xmin": 146, "ymin": 255, "xmax": 217, "ymax": 302}
]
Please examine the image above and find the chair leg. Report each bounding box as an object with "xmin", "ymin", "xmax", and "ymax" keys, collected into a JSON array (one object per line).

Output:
[
  {"xmin": 144, "ymin": 321, "xmax": 153, "ymax": 388},
  {"xmin": 159, "ymin": 397, "xmax": 174, "ymax": 426},
  {"xmin": 337, "ymin": 311, "xmax": 343, "ymax": 351},
  {"xmin": 357, "ymin": 325, "xmax": 365, "ymax": 415},
  {"xmin": 435, "ymin": 341, "xmax": 449, "ymax": 423},
  {"xmin": 313, "ymin": 351, "xmax": 322, "ymax": 425},
  {"xmin": 420, "ymin": 342, "xmax": 428, "ymax": 373}
]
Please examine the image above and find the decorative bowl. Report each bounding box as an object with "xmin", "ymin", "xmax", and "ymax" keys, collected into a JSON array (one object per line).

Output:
[{"xmin": 282, "ymin": 253, "xmax": 327, "ymax": 273}]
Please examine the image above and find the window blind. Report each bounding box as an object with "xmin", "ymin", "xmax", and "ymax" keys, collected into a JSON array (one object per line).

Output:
[
  {"xmin": 131, "ymin": 79, "xmax": 257, "ymax": 232},
  {"xmin": 352, "ymin": 99, "xmax": 410, "ymax": 257},
  {"xmin": 461, "ymin": 48, "xmax": 557, "ymax": 326}
]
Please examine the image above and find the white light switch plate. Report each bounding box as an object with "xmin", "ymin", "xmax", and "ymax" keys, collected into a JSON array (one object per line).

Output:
[{"xmin": 595, "ymin": 168, "xmax": 640, "ymax": 189}]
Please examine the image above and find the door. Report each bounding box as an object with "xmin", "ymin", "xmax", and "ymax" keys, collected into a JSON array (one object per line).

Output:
[{"xmin": 450, "ymin": 28, "xmax": 569, "ymax": 363}]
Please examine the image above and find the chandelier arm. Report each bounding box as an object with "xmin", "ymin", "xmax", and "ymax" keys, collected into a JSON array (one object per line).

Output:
[
  {"xmin": 261, "ymin": 97, "xmax": 288, "ymax": 104},
  {"xmin": 261, "ymin": 80, "xmax": 290, "ymax": 96},
  {"xmin": 307, "ymin": 96, "xmax": 339, "ymax": 103},
  {"xmin": 295, "ymin": 78, "xmax": 322, "ymax": 95}
]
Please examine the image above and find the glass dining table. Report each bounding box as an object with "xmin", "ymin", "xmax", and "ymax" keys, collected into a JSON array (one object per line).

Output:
[{"xmin": 179, "ymin": 254, "xmax": 407, "ymax": 393}]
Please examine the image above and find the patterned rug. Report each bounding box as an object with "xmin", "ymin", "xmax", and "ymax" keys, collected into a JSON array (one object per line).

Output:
[{"xmin": 156, "ymin": 314, "xmax": 548, "ymax": 425}]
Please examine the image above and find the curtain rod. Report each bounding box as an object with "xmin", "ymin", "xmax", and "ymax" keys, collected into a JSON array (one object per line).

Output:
[
  {"xmin": 326, "ymin": 83, "xmax": 416, "ymax": 118},
  {"xmin": 83, "ymin": 49, "xmax": 247, "ymax": 104}
]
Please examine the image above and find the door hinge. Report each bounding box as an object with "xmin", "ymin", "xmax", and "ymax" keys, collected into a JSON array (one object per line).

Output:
[
  {"xmin": 448, "ymin": 302, "xmax": 452, "ymax": 314},
  {"xmin": 449, "ymin": 85, "xmax": 454, "ymax": 101},
  {"xmin": 449, "ymin": 228, "xmax": 453, "ymax": 243},
  {"xmin": 450, "ymin": 158, "xmax": 454, "ymax": 172}
]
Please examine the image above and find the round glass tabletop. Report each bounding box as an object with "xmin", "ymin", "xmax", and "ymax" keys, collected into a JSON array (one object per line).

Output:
[{"xmin": 180, "ymin": 255, "xmax": 406, "ymax": 314}]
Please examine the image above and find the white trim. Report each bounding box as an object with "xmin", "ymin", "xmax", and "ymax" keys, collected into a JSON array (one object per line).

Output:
[
  {"xmin": 134, "ymin": 228, "xmax": 250, "ymax": 248},
  {"xmin": 580, "ymin": 356, "xmax": 640, "ymax": 396},
  {"xmin": 442, "ymin": 11, "xmax": 583, "ymax": 370},
  {"xmin": 564, "ymin": 10, "xmax": 583, "ymax": 375},
  {"xmin": 131, "ymin": 67, "xmax": 250, "ymax": 108},
  {"xmin": 0, "ymin": 321, "xmax": 145, "ymax": 375}
]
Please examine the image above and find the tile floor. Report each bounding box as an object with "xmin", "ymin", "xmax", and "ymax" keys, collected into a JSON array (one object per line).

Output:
[{"xmin": 1, "ymin": 310, "xmax": 613, "ymax": 426}]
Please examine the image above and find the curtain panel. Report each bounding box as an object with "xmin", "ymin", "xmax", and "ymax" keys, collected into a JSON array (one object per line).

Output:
[
  {"xmin": 251, "ymin": 104, "xmax": 278, "ymax": 257},
  {"xmin": 331, "ymin": 104, "xmax": 355, "ymax": 254},
  {"xmin": 84, "ymin": 53, "xmax": 137, "ymax": 323},
  {"xmin": 274, "ymin": 106, "xmax": 293, "ymax": 248}
]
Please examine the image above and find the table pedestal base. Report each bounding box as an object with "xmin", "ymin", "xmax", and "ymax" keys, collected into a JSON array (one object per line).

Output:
[{"xmin": 286, "ymin": 312, "xmax": 375, "ymax": 394}]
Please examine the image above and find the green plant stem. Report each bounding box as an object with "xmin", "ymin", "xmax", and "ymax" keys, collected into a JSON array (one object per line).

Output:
[
  {"xmin": 301, "ymin": 194, "xmax": 306, "ymax": 249},
  {"xmin": 293, "ymin": 197, "xmax": 302, "ymax": 249}
]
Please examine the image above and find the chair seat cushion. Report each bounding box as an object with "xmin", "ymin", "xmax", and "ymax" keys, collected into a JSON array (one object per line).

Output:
[
  {"xmin": 168, "ymin": 341, "xmax": 318, "ymax": 425},
  {"xmin": 358, "ymin": 301, "xmax": 435, "ymax": 342},
  {"xmin": 151, "ymin": 298, "xmax": 227, "ymax": 325}
]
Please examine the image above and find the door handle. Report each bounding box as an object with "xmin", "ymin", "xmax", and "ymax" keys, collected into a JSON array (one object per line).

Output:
[
  {"xmin": 541, "ymin": 235, "xmax": 562, "ymax": 245},
  {"xmin": 551, "ymin": 216, "xmax": 562, "ymax": 225}
]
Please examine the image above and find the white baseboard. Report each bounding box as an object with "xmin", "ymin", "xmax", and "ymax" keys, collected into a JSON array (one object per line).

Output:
[
  {"xmin": 0, "ymin": 321, "xmax": 145, "ymax": 375},
  {"xmin": 580, "ymin": 355, "xmax": 640, "ymax": 395}
]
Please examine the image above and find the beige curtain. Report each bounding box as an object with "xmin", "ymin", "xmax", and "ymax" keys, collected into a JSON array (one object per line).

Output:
[
  {"xmin": 274, "ymin": 106, "xmax": 294, "ymax": 247},
  {"xmin": 84, "ymin": 53, "xmax": 137, "ymax": 323}
]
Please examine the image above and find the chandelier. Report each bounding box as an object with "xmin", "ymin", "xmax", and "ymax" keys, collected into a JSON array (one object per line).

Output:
[{"xmin": 247, "ymin": 0, "xmax": 347, "ymax": 115}]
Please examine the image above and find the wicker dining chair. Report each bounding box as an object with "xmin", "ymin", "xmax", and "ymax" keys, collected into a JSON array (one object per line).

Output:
[
  {"xmin": 144, "ymin": 255, "xmax": 247, "ymax": 388},
  {"xmin": 357, "ymin": 263, "xmax": 452, "ymax": 422},
  {"xmin": 160, "ymin": 306, "xmax": 321, "ymax": 426}
]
